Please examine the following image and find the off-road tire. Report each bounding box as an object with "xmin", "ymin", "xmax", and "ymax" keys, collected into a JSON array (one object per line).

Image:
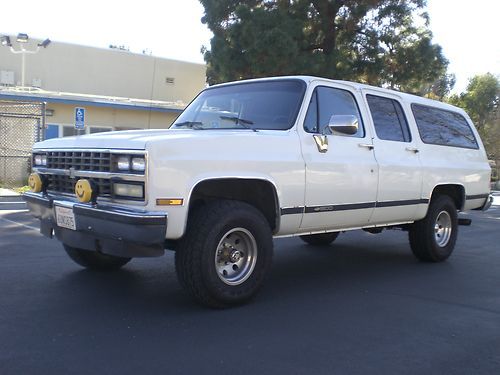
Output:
[
  {"xmin": 63, "ymin": 245, "xmax": 131, "ymax": 270},
  {"xmin": 300, "ymin": 232, "xmax": 339, "ymax": 246},
  {"xmin": 409, "ymin": 195, "xmax": 458, "ymax": 262},
  {"xmin": 175, "ymin": 200, "xmax": 273, "ymax": 308}
]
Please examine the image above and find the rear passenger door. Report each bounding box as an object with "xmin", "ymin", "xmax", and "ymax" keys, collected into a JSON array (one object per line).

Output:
[{"xmin": 362, "ymin": 90, "xmax": 423, "ymax": 223}]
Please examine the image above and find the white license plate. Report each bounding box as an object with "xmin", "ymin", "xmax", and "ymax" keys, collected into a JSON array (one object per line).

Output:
[{"xmin": 55, "ymin": 206, "xmax": 76, "ymax": 230}]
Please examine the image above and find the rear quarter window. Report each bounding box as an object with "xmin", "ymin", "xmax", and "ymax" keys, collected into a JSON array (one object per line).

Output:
[{"xmin": 411, "ymin": 104, "xmax": 478, "ymax": 149}]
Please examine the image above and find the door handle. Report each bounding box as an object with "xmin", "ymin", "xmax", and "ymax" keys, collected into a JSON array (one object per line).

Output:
[
  {"xmin": 358, "ymin": 143, "xmax": 374, "ymax": 150},
  {"xmin": 405, "ymin": 147, "xmax": 419, "ymax": 153}
]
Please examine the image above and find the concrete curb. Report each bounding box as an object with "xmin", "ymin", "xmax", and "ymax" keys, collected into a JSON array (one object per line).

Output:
[{"xmin": 0, "ymin": 194, "xmax": 26, "ymax": 210}]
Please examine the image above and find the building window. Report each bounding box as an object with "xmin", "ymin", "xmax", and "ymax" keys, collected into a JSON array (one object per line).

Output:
[
  {"xmin": 62, "ymin": 126, "xmax": 78, "ymax": 137},
  {"xmin": 89, "ymin": 127, "xmax": 112, "ymax": 134}
]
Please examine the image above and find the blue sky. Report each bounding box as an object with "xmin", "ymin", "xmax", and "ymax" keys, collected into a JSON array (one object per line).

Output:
[{"xmin": 1, "ymin": 0, "xmax": 498, "ymax": 93}]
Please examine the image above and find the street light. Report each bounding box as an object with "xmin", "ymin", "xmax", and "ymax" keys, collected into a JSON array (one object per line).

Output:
[
  {"xmin": 1, "ymin": 35, "xmax": 11, "ymax": 46},
  {"xmin": 0, "ymin": 33, "xmax": 51, "ymax": 87}
]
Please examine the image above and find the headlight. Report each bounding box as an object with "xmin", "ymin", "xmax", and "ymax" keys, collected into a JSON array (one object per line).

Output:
[
  {"xmin": 116, "ymin": 156, "xmax": 130, "ymax": 171},
  {"xmin": 113, "ymin": 182, "xmax": 144, "ymax": 199},
  {"xmin": 33, "ymin": 154, "xmax": 47, "ymax": 166},
  {"xmin": 131, "ymin": 157, "xmax": 145, "ymax": 172}
]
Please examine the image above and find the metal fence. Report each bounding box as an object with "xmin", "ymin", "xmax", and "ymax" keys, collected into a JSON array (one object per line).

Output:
[{"xmin": 0, "ymin": 100, "xmax": 45, "ymax": 188}]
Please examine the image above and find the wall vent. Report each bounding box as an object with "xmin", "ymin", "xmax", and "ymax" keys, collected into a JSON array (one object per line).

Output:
[{"xmin": 165, "ymin": 77, "xmax": 175, "ymax": 85}]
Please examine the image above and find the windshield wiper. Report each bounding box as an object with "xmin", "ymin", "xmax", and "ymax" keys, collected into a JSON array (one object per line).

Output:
[
  {"xmin": 219, "ymin": 116, "xmax": 258, "ymax": 132},
  {"xmin": 173, "ymin": 121, "xmax": 204, "ymax": 130}
]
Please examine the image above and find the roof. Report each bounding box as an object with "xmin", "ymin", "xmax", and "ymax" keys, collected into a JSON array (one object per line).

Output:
[
  {"xmin": 0, "ymin": 87, "xmax": 185, "ymax": 113},
  {"xmin": 211, "ymin": 75, "xmax": 463, "ymax": 114}
]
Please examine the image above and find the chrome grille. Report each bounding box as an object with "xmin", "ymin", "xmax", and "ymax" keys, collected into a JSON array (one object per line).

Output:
[
  {"xmin": 46, "ymin": 175, "xmax": 112, "ymax": 196},
  {"xmin": 46, "ymin": 151, "xmax": 111, "ymax": 172}
]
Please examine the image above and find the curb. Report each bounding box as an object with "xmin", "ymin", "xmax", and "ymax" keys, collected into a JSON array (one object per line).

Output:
[
  {"xmin": 0, "ymin": 202, "xmax": 27, "ymax": 210},
  {"xmin": 0, "ymin": 195, "xmax": 26, "ymax": 210}
]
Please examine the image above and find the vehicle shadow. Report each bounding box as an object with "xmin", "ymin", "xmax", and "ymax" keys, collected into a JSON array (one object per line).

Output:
[{"xmin": 51, "ymin": 230, "xmax": 450, "ymax": 315}]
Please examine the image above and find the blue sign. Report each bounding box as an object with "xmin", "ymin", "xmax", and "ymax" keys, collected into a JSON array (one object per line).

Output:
[{"xmin": 75, "ymin": 107, "xmax": 85, "ymax": 130}]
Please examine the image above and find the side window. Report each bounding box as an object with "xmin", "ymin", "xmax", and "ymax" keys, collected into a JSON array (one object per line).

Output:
[
  {"xmin": 366, "ymin": 95, "xmax": 411, "ymax": 142},
  {"xmin": 304, "ymin": 91, "xmax": 318, "ymax": 133},
  {"xmin": 412, "ymin": 104, "xmax": 478, "ymax": 149},
  {"xmin": 304, "ymin": 86, "xmax": 364, "ymax": 137}
]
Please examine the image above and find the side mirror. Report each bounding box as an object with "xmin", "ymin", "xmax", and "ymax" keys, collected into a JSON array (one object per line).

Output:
[{"xmin": 326, "ymin": 115, "xmax": 359, "ymax": 136}]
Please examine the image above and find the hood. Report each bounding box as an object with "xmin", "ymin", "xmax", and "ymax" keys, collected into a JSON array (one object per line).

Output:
[{"xmin": 33, "ymin": 128, "xmax": 260, "ymax": 150}]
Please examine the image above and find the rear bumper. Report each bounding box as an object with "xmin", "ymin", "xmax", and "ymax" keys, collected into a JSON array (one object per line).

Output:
[
  {"xmin": 24, "ymin": 192, "xmax": 167, "ymax": 258},
  {"xmin": 478, "ymin": 194, "xmax": 494, "ymax": 212}
]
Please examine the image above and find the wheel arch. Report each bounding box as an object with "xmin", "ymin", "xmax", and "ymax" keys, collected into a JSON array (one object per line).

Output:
[
  {"xmin": 186, "ymin": 177, "xmax": 281, "ymax": 234},
  {"xmin": 429, "ymin": 184, "xmax": 466, "ymax": 211}
]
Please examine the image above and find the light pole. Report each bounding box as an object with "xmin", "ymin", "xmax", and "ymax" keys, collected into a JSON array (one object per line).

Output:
[{"xmin": 0, "ymin": 33, "xmax": 51, "ymax": 88}]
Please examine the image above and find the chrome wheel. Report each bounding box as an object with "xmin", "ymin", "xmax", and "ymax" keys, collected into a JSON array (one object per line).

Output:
[
  {"xmin": 215, "ymin": 228, "xmax": 258, "ymax": 286},
  {"xmin": 434, "ymin": 210, "xmax": 452, "ymax": 247}
]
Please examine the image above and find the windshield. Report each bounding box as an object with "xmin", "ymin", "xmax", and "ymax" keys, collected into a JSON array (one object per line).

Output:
[{"xmin": 171, "ymin": 80, "xmax": 306, "ymax": 131}]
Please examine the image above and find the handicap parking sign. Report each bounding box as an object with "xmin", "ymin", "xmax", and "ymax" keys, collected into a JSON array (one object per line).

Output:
[{"xmin": 75, "ymin": 107, "xmax": 85, "ymax": 130}]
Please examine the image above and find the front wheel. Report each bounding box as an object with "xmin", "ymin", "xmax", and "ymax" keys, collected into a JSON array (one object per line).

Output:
[
  {"xmin": 63, "ymin": 245, "xmax": 131, "ymax": 270},
  {"xmin": 175, "ymin": 200, "xmax": 273, "ymax": 308},
  {"xmin": 409, "ymin": 195, "xmax": 458, "ymax": 262}
]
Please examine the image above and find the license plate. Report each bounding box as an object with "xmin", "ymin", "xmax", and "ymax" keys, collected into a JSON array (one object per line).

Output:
[{"xmin": 55, "ymin": 206, "xmax": 76, "ymax": 230}]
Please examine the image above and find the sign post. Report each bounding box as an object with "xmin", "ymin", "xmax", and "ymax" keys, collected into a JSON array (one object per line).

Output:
[{"xmin": 74, "ymin": 107, "xmax": 85, "ymax": 135}]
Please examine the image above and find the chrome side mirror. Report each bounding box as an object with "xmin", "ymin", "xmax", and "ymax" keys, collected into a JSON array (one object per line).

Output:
[{"xmin": 326, "ymin": 115, "xmax": 359, "ymax": 136}]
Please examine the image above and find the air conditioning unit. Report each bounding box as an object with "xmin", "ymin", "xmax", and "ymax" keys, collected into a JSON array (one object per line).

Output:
[{"xmin": 0, "ymin": 70, "xmax": 15, "ymax": 86}]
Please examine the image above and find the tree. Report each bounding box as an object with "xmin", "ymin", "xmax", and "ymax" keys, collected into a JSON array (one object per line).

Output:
[
  {"xmin": 449, "ymin": 73, "xmax": 499, "ymax": 130},
  {"xmin": 449, "ymin": 74, "xmax": 500, "ymax": 174},
  {"xmin": 199, "ymin": 0, "xmax": 449, "ymax": 91}
]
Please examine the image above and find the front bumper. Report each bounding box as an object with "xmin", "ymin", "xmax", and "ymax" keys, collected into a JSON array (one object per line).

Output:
[{"xmin": 24, "ymin": 192, "xmax": 167, "ymax": 258}]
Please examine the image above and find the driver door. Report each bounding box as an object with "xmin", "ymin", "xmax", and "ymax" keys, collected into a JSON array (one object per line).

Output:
[{"xmin": 298, "ymin": 83, "xmax": 379, "ymax": 231}]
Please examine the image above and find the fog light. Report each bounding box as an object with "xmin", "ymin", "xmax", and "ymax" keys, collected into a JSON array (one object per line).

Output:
[
  {"xmin": 117, "ymin": 156, "xmax": 130, "ymax": 171},
  {"xmin": 75, "ymin": 179, "xmax": 94, "ymax": 203},
  {"xmin": 28, "ymin": 173, "xmax": 44, "ymax": 193},
  {"xmin": 113, "ymin": 183, "xmax": 144, "ymax": 199}
]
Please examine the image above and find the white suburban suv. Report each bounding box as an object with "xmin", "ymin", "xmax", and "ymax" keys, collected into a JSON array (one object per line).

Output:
[{"xmin": 24, "ymin": 76, "xmax": 492, "ymax": 307}]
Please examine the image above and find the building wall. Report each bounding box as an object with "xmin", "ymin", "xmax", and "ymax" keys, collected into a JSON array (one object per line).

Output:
[
  {"xmin": 0, "ymin": 38, "xmax": 206, "ymax": 104},
  {"xmin": 44, "ymin": 103, "xmax": 179, "ymax": 138}
]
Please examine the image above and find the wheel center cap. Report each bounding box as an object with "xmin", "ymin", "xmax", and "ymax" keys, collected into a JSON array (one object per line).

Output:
[{"xmin": 230, "ymin": 250, "xmax": 242, "ymax": 263}]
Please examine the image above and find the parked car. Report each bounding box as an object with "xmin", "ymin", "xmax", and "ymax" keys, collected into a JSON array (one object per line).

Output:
[{"xmin": 24, "ymin": 76, "xmax": 493, "ymax": 307}]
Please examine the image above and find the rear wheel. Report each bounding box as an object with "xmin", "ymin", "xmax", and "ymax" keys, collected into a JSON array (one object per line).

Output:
[
  {"xmin": 300, "ymin": 232, "xmax": 339, "ymax": 246},
  {"xmin": 175, "ymin": 200, "xmax": 273, "ymax": 308},
  {"xmin": 63, "ymin": 245, "xmax": 131, "ymax": 270},
  {"xmin": 409, "ymin": 195, "xmax": 458, "ymax": 262}
]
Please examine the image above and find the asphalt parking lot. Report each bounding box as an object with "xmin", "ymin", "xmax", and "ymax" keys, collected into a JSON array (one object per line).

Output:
[{"xmin": 1, "ymin": 202, "xmax": 499, "ymax": 375}]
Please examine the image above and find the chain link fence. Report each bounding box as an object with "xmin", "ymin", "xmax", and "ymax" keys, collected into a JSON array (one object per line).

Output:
[{"xmin": 0, "ymin": 100, "xmax": 45, "ymax": 188}]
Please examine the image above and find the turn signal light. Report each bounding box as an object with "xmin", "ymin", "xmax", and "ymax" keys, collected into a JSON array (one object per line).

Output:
[{"xmin": 156, "ymin": 198, "xmax": 183, "ymax": 206}]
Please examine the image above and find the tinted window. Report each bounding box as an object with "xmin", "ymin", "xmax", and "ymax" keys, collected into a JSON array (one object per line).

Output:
[
  {"xmin": 367, "ymin": 95, "xmax": 411, "ymax": 142},
  {"xmin": 304, "ymin": 86, "xmax": 364, "ymax": 137},
  {"xmin": 172, "ymin": 80, "xmax": 306, "ymax": 131},
  {"xmin": 412, "ymin": 104, "xmax": 478, "ymax": 149}
]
